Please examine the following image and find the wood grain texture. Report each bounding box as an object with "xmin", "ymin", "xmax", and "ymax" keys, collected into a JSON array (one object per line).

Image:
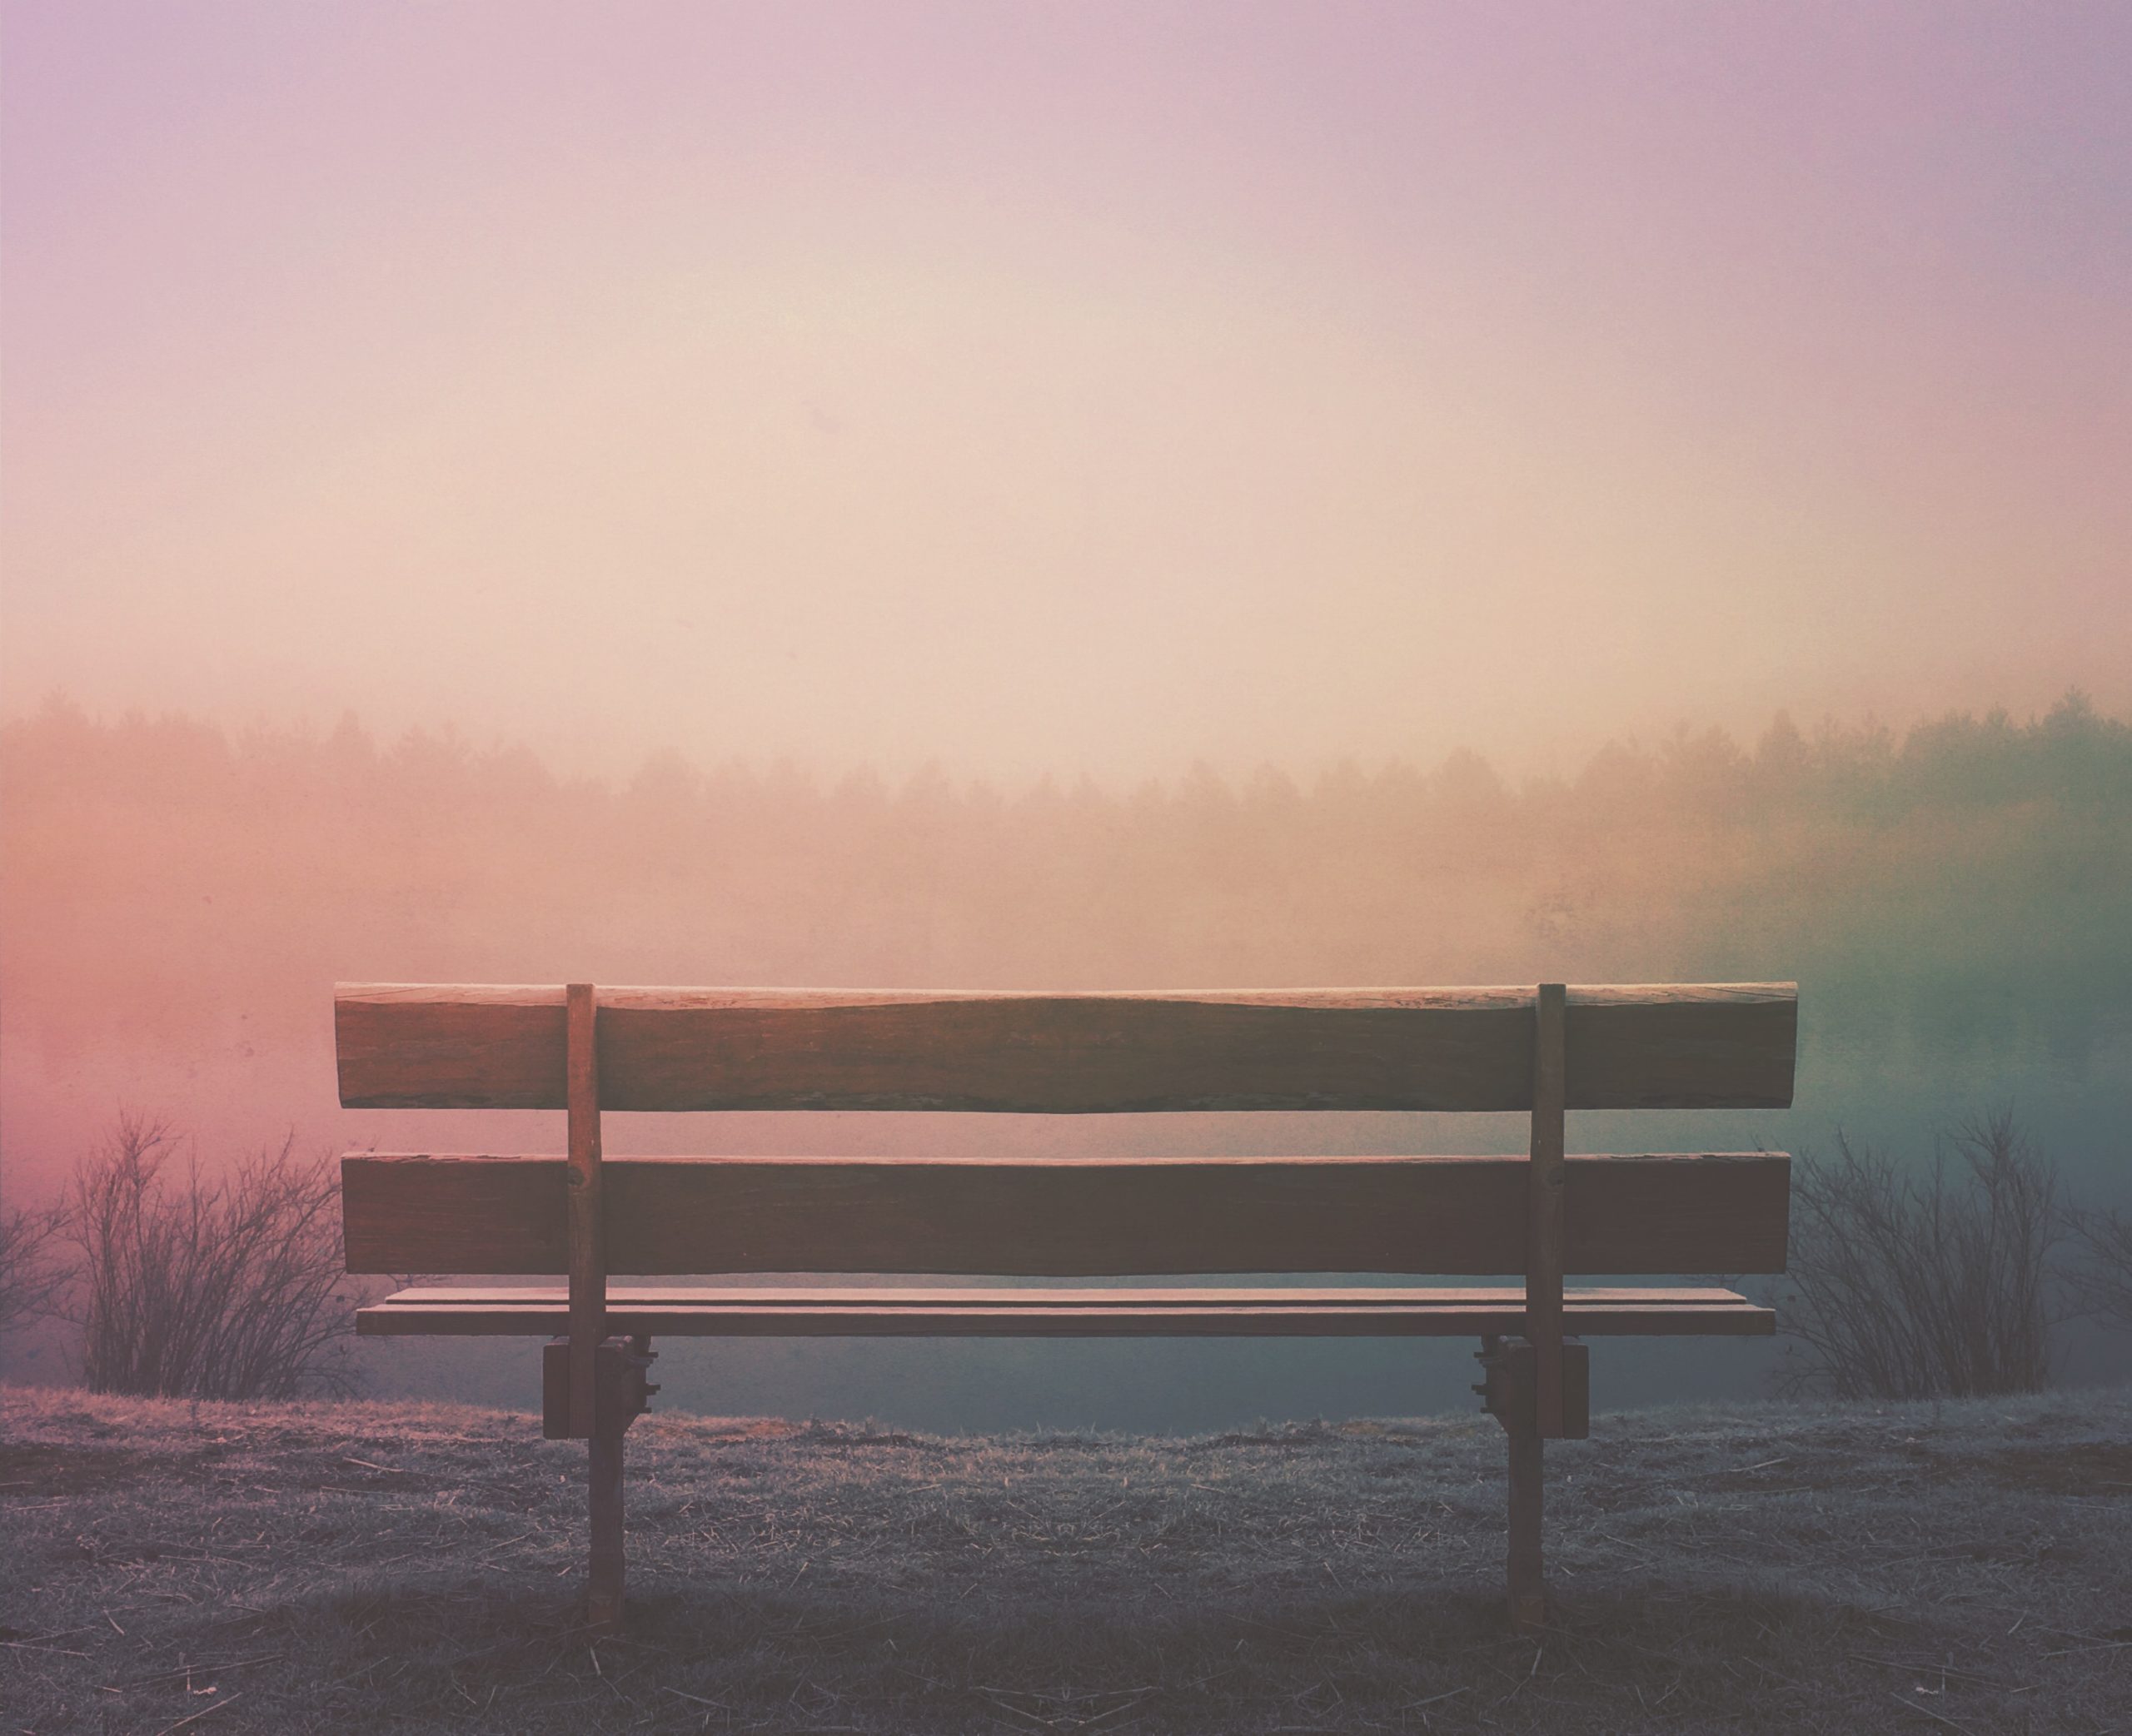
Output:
[
  {"xmin": 335, "ymin": 982, "xmax": 1797, "ymax": 1112},
  {"xmin": 1528, "ymin": 983, "xmax": 1567, "ymax": 1437},
  {"xmin": 586, "ymin": 1428, "xmax": 624, "ymax": 1631},
  {"xmin": 387, "ymin": 1283, "xmax": 1762, "ymax": 1306},
  {"xmin": 355, "ymin": 1283, "xmax": 1775, "ymax": 1338},
  {"xmin": 340, "ymin": 1152, "xmax": 1791, "ymax": 1276},
  {"xmin": 565, "ymin": 983, "xmax": 603, "ymax": 1440},
  {"xmin": 1507, "ymin": 1416, "xmax": 1547, "ymax": 1631}
]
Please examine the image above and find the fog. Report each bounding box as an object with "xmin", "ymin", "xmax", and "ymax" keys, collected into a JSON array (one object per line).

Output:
[
  {"xmin": 4, "ymin": 696, "xmax": 2127, "ymax": 1426},
  {"xmin": 6, "ymin": 2, "xmax": 2131, "ymax": 1425},
  {"xmin": 6, "ymin": 3, "xmax": 2130, "ymax": 783}
]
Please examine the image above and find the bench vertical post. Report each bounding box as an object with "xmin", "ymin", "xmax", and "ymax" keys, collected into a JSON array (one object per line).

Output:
[
  {"xmin": 566, "ymin": 983, "xmax": 606, "ymax": 1437},
  {"xmin": 1507, "ymin": 1408, "xmax": 1545, "ymax": 1629},
  {"xmin": 566, "ymin": 982, "xmax": 625, "ymax": 1630},
  {"xmin": 1527, "ymin": 982, "xmax": 1567, "ymax": 1437},
  {"xmin": 1506, "ymin": 982, "xmax": 1567, "ymax": 1633},
  {"xmin": 588, "ymin": 1421, "xmax": 625, "ymax": 1629}
]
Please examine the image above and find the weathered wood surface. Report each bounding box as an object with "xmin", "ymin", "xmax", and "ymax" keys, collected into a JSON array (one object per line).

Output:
[
  {"xmin": 1528, "ymin": 982, "xmax": 1568, "ymax": 1437},
  {"xmin": 1507, "ymin": 1415, "xmax": 1547, "ymax": 1632},
  {"xmin": 341, "ymin": 1152, "xmax": 1790, "ymax": 1276},
  {"xmin": 565, "ymin": 983, "xmax": 604, "ymax": 1440},
  {"xmin": 357, "ymin": 1283, "xmax": 1775, "ymax": 1337},
  {"xmin": 336, "ymin": 983, "xmax": 1797, "ymax": 1112},
  {"xmin": 586, "ymin": 1427, "xmax": 625, "ymax": 1631}
]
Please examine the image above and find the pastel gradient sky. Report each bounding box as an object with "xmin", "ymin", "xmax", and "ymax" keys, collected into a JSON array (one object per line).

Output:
[{"xmin": 5, "ymin": 1, "xmax": 2128, "ymax": 778}]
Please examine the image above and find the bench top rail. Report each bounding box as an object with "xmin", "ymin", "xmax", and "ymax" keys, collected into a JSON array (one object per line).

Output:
[
  {"xmin": 336, "ymin": 982, "xmax": 1797, "ymax": 1113},
  {"xmin": 341, "ymin": 1150, "xmax": 1790, "ymax": 1277}
]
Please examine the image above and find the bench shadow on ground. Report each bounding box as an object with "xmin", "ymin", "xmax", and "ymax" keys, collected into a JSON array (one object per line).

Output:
[{"xmin": 246, "ymin": 1570, "xmax": 2045, "ymax": 1734}]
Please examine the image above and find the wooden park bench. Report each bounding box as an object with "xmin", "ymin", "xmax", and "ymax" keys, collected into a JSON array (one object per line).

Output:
[{"xmin": 336, "ymin": 981, "xmax": 1795, "ymax": 1633}]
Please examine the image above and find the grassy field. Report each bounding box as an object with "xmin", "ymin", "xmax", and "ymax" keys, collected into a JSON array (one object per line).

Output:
[{"xmin": 3, "ymin": 1383, "xmax": 2130, "ymax": 1734}]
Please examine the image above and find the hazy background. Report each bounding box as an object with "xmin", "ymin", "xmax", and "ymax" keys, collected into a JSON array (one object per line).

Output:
[
  {"xmin": 7, "ymin": 1, "xmax": 2130, "ymax": 778},
  {"xmin": 3, "ymin": 2, "xmax": 2129, "ymax": 1428}
]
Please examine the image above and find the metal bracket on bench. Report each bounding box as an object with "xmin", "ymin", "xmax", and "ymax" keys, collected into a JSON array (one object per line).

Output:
[
  {"xmin": 544, "ymin": 1335, "xmax": 660, "ymax": 1441},
  {"xmin": 1474, "ymin": 1335, "xmax": 1590, "ymax": 1440}
]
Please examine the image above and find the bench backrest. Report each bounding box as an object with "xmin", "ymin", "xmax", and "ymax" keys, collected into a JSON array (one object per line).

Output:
[
  {"xmin": 336, "ymin": 981, "xmax": 1796, "ymax": 1438},
  {"xmin": 341, "ymin": 1151, "xmax": 1791, "ymax": 1276},
  {"xmin": 339, "ymin": 981, "xmax": 1795, "ymax": 1278},
  {"xmin": 336, "ymin": 983, "xmax": 1795, "ymax": 1113}
]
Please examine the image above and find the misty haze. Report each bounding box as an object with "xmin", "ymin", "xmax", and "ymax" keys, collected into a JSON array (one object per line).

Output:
[
  {"xmin": 7, "ymin": 7, "xmax": 2132, "ymax": 1724},
  {"xmin": 5, "ymin": 692, "xmax": 2126, "ymax": 1428}
]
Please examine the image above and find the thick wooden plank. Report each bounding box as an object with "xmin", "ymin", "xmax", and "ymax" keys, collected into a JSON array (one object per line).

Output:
[
  {"xmin": 335, "ymin": 982, "xmax": 1796, "ymax": 1112},
  {"xmin": 341, "ymin": 1152, "xmax": 1791, "ymax": 1276},
  {"xmin": 379, "ymin": 1283, "xmax": 1763, "ymax": 1307},
  {"xmin": 565, "ymin": 983, "xmax": 604, "ymax": 1440},
  {"xmin": 355, "ymin": 1284, "xmax": 1775, "ymax": 1337},
  {"xmin": 356, "ymin": 1305, "xmax": 1775, "ymax": 1337},
  {"xmin": 1527, "ymin": 984, "xmax": 1568, "ymax": 1437},
  {"xmin": 1561, "ymin": 985, "xmax": 1797, "ymax": 1109}
]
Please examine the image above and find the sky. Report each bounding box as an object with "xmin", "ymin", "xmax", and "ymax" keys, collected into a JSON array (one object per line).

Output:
[{"xmin": 4, "ymin": 1, "xmax": 2130, "ymax": 782}]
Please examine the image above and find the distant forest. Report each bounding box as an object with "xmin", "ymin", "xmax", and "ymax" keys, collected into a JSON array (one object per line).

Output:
[{"xmin": 6, "ymin": 692, "xmax": 2128, "ymax": 1063}]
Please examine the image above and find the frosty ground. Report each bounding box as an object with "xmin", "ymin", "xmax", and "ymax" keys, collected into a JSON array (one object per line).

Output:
[{"xmin": 4, "ymin": 1385, "xmax": 2130, "ymax": 1734}]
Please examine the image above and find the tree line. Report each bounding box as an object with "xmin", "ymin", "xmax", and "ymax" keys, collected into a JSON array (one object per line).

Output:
[
  {"xmin": 4, "ymin": 689, "xmax": 2125, "ymax": 1057},
  {"xmin": 3, "ymin": 687, "xmax": 2130, "ymax": 1405}
]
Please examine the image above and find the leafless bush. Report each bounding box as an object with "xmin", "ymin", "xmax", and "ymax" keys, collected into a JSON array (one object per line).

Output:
[
  {"xmin": 2065, "ymin": 1203, "xmax": 2132, "ymax": 1327},
  {"xmin": 0, "ymin": 1201, "xmax": 68, "ymax": 1333},
  {"xmin": 59, "ymin": 1112, "xmax": 362, "ymax": 1400},
  {"xmin": 1775, "ymin": 1108, "xmax": 2065, "ymax": 1400}
]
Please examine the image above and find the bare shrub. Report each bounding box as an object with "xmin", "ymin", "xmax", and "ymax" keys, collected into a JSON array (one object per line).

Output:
[
  {"xmin": 59, "ymin": 1112, "xmax": 362, "ymax": 1400},
  {"xmin": 1775, "ymin": 1109, "xmax": 2065, "ymax": 1400},
  {"xmin": 2066, "ymin": 1203, "xmax": 2132, "ymax": 1327},
  {"xmin": 0, "ymin": 1201, "xmax": 68, "ymax": 1334}
]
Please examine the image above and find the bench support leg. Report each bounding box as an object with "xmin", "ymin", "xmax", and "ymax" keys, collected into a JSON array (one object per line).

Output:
[
  {"xmin": 587, "ymin": 1424, "xmax": 625, "ymax": 1633},
  {"xmin": 545, "ymin": 1334, "xmax": 658, "ymax": 1634},
  {"xmin": 1506, "ymin": 1414, "xmax": 1547, "ymax": 1633},
  {"xmin": 1477, "ymin": 1335, "xmax": 1583, "ymax": 1633}
]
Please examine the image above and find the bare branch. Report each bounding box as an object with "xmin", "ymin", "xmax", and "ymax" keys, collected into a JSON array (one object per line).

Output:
[
  {"xmin": 2065, "ymin": 1201, "xmax": 2132, "ymax": 1327},
  {"xmin": 0, "ymin": 1200, "xmax": 70, "ymax": 1333},
  {"xmin": 1772, "ymin": 1108, "xmax": 2066, "ymax": 1400},
  {"xmin": 54, "ymin": 1112, "xmax": 367, "ymax": 1400}
]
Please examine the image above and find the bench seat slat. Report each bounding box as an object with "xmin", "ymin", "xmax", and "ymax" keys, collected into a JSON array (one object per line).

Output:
[{"xmin": 356, "ymin": 1284, "xmax": 1775, "ymax": 1338}]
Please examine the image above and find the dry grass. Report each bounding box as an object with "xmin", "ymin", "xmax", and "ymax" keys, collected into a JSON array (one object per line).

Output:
[{"xmin": 4, "ymin": 1382, "xmax": 2130, "ymax": 1734}]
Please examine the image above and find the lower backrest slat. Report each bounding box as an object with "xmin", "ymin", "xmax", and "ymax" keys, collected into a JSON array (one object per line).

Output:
[{"xmin": 341, "ymin": 1152, "xmax": 1789, "ymax": 1277}]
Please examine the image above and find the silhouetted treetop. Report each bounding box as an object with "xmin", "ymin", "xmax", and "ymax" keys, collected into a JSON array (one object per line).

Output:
[{"xmin": 3, "ymin": 690, "xmax": 2125, "ymax": 1052}]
